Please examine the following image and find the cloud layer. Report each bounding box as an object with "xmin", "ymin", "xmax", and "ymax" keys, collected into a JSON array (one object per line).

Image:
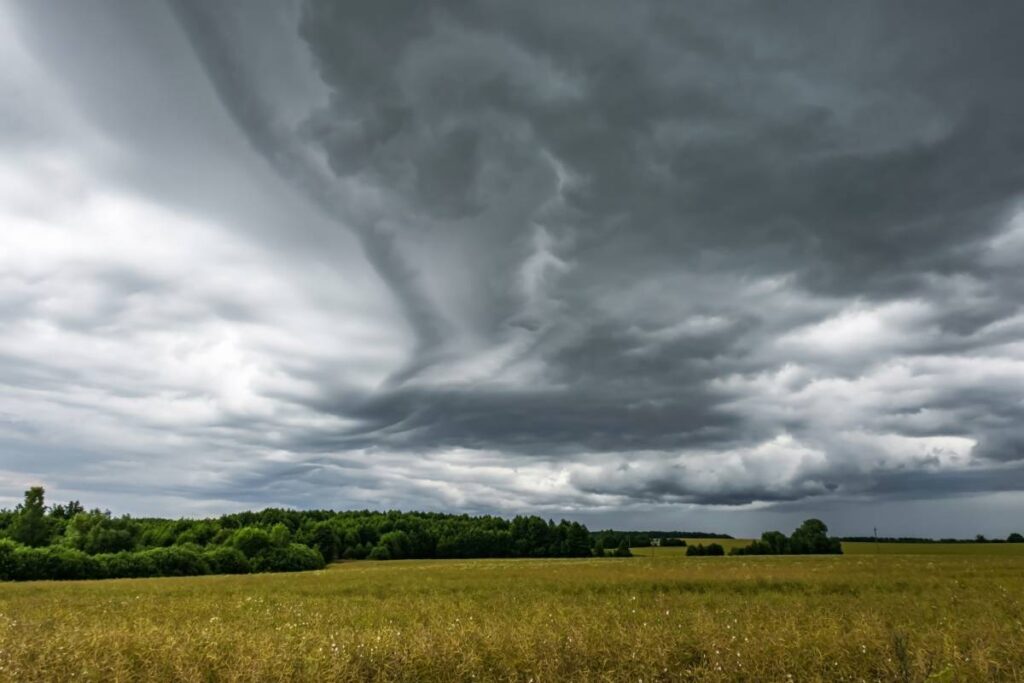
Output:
[{"xmin": 2, "ymin": 1, "xmax": 1023, "ymax": 534}]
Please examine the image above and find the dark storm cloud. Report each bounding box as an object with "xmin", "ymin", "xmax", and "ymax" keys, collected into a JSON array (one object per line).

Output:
[
  {"xmin": 270, "ymin": 2, "xmax": 1024, "ymax": 474},
  {"xmin": 166, "ymin": 0, "xmax": 1024, "ymax": 505},
  {"xmin": 298, "ymin": 1, "xmax": 1024, "ymax": 293},
  {"xmin": 1, "ymin": 0, "xmax": 1023, "ymax": 527}
]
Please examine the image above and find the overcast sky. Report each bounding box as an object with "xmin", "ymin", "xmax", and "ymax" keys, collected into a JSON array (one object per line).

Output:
[{"xmin": 2, "ymin": 2, "xmax": 1023, "ymax": 537}]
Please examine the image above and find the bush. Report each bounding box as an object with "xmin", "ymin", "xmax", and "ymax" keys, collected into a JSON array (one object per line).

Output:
[
  {"xmin": 612, "ymin": 539, "xmax": 632, "ymax": 557},
  {"xmin": 203, "ymin": 546, "xmax": 251, "ymax": 574},
  {"xmin": 686, "ymin": 543, "xmax": 724, "ymax": 557},
  {"xmin": 0, "ymin": 539, "xmax": 18, "ymax": 580},
  {"xmin": 342, "ymin": 543, "xmax": 370, "ymax": 560},
  {"xmin": 96, "ymin": 551, "xmax": 158, "ymax": 579},
  {"xmin": 144, "ymin": 546, "xmax": 210, "ymax": 577},
  {"xmin": 367, "ymin": 544, "xmax": 392, "ymax": 561},
  {"xmin": 252, "ymin": 544, "xmax": 325, "ymax": 573},
  {"xmin": 8, "ymin": 546, "xmax": 103, "ymax": 581}
]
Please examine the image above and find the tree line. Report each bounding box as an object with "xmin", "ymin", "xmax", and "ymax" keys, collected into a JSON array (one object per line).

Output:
[
  {"xmin": 729, "ymin": 519, "xmax": 842, "ymax": 555},
  {"xmin": 841, "ymin": 534, "xmax": 1024, "ymax": 543},
  {"xmin": 0, "ymin": 487, "xmax": 598, "ymax": 581},
  {"xmin": 3, "ymin": 487, "xmax": 929, "ymax": 583},
  {"xmin": 591, "ymin": 529, "xmax": 732, "ymax": 549}
]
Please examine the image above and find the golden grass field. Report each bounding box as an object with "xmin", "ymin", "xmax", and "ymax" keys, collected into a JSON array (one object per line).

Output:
[
  {"xmin": 2, "ymin": 544, "xmax": 1024, "ymax": 682},
  {"xmin": 631, "ymin": 540, "xmax": 1024, "ymax": 557}
]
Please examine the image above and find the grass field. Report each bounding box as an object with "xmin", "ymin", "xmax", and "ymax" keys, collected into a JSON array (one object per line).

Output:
[
  {"xmin": 2, "ymin": 548, "xmax": 1024, "ymax": 681},
  {"xmin": 631, "ymin": 540, "xmax": 1024, "ymax": 557}
]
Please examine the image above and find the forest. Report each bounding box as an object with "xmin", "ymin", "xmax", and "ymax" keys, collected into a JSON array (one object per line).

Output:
[
  {"xmin": 0, "ymin": 487, "xmax": 848, "ymax": 582},
  {"xmin": 0, "ymin": 487, "xmax": 593, "ymax": 581}
]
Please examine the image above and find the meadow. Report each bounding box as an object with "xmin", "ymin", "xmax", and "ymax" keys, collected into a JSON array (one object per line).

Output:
[
  {"xmin": 2, "ymin": 545, "xmax": 1024, "ymax": 682},
  {"xmin": 631, "ymin": 539, "xmax": 1024, "ymax": 557}
]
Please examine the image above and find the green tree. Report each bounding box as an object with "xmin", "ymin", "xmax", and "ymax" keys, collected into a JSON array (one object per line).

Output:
[
  {"xmin": 564, "ymin": 522, "xmax": 592, "ymax": 557},
  {"xmin": 613, "ymin": 538, "xmax": 632, "ymax": 557},
  {"xmin": 368, "ymin": 544, "xmax": 391, "ymax": 560},
  {"xmin": 49, "ymin": 500, "xmax": 84, "ymax": 521},
  {"xmin": 790, "ymin": 519, "xmax": 839, "ymax": 554},
  {"xmin": 1008, "ymin": 532, "xmax": 1024, "ymax": 543},
  {"xmin": 378, "ymin": 530, "xmax": 411, "ymax": 559},
  {"xmin": 0, "ymin": 539, "xmax": 18, "ymax": 580},
  {"xmin": 203, "ymin": 546, "xmax": 251, "ymax": 574},
  {"xmin": 305, "ymin": 521, "xmax": 340, "ymax": 562},
  {"xmin": 10, "ymin": 487, "xmax": 52, "ymax": 547},
  {"xmin": 66, "ymin": 511, "xmax": 138, "ymax": 554},
  {"xmin": 231, "ymin": 527, "xmax": 272, "ymax": 559},
  {"xmin": 761, "ymin": 530, "xmax": 790, "ymax": 554},
  {"xmin": 269, "ymin": 523, "xmax": 291, "ymax": 547}
]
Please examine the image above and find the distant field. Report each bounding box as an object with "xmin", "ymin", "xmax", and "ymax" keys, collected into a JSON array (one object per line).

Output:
[
  {"xmin": 631, "ymin": 540, "xmax": 1024, "ymax": 557},
  {"xmin": 2, "ymin": 553, "xmax": 1024, "ymax": 681},
  {"xmin": 843, "ymin": 541, "xmax": 1024, "ymax": 555},
  {"xmin": 630, "ymin": 538, "xmax": 753, "ymax": 555}
]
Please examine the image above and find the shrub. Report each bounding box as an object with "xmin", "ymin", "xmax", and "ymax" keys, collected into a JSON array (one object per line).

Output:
[
  {"xmin": 144, "ymin": 546, "xmax": 210, "ymax": 577},
  {"xmin": 203, "ymin": 546, "xmax": 251, "ymax": 574},
  {"xmin": 8, "ymin": 546, "xmax": 103, "ymax": 581},
  {"xmin": 96, "ymin": 551, "xmax": 158, "ymax": 579},
  {"xmin": 687, "ymin": 543, "xmax": 724, "ymax": 557},
  {"xmin": 253, "ymin": 544, "xmax": 325, "ymax": 573},
  {"xmin": 0, "ymin": 539, "xmax": 18, "ymax": 580},
  {"xmin": 612, "ymin": 539, "xmax": 632, "ymax": 557},
  {"xmin": 367, "ymin": 544, "xmax": 392, "ymax": 561},
  {"xmin": 342, "ymin": 543, "xmax": 370, "ymax": 560}
]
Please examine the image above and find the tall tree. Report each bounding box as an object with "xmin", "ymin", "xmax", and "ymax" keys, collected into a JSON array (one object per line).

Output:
[{"xmin": 10, "ymin": 487, "xmax": 51, "ymax": 547}]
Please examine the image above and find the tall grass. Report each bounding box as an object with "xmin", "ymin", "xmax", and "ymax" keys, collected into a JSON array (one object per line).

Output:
[{"xmin": 2, "ymin": 553, "xmax": 1023, "ymax": 681}]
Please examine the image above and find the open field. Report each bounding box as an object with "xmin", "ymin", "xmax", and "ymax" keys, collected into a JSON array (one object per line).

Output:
[
  {"xmin": 3, "ymin": 551, "xmax": 1024, "ymax": 682},
  {"xmin": 631, "ymin": 538, "xmax": 754, "ymax": 556},
  {"xmin": 631, "ymin": 540, "xmax": 1024, "ymax": 557}
]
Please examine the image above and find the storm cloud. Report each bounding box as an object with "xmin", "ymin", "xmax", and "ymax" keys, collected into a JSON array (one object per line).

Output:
[{"xmin": 1, "ymin": 1, "xmax": 1023, "ymax": 535}]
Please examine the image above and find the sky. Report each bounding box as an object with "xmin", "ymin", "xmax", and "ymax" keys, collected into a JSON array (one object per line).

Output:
[{"xmin": 1, "ymin": 1, "xmax": 1023, "ymax": 538}]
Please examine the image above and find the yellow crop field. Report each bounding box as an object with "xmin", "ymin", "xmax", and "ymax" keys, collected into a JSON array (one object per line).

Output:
[
  {"xmin": 631, "ymin": 540, "xmax": 1024, "ymax": 558},
  {"xmin": 630, "ymin": 539, "xmax": 754, "ymax": 556},
  {"xmin": 842, "ymin": 542, "xmax": 1024, "ymax": 556},
  {"xmin": 3, "ymin": 549, "xmax": 1024, "ymax": 682}
]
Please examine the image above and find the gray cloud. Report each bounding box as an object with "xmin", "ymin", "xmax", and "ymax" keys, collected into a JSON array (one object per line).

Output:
[{"xmin": 0, "ymin": 0, "xmax": 1022, "ymax": 534}]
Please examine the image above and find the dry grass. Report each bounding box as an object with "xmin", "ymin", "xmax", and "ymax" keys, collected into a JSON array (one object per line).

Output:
[
  {"xmin": 631, "ymin": 540, "xmax": 1024, "ymax": 557},
  {"xmin": 2, "ymin": 550, "xmax": 1024, "ymax": 681}
]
